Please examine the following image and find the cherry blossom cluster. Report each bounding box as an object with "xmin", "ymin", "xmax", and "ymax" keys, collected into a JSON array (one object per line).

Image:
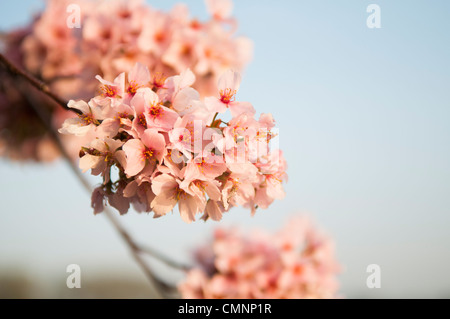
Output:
[
  {"xmin": 59, "ymin": 63, "xmax": 287, "ymax": 222},
  {"xmin": 178, "ymin": 216, "xmax": 341, "ymax": 298},
  {"xmin": 0, "ymin": 0, "xmax": 252, "ymax": 162}
]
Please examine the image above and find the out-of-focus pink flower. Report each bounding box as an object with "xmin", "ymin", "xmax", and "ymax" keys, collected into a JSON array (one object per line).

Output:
[
  {"xmin": 205, "ymin": 0, "xmax": 234, "ymax": 21},
  {"xmin": 178, "ymin": 216, "xmax": 341, "ymax": 299}
]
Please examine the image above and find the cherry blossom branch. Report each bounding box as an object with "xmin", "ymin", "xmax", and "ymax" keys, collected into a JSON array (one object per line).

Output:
[
  {"xmin": 140, "ymin": 245, "xmax": 191, "ymax": 271},
  {"xmin": 0, "ymin": 53, "xmax": 189, "ymax": 297},
  {"xmin": 210, "ymin": 112, "xmax": 219, "ymax": 126},
  {"xmin": 19, "ymin": 87, "xmax": 169, "ymax": 299}
]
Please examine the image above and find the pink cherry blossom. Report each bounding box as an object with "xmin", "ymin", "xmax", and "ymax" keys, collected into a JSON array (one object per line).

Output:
[
  {"xmin": 251, "ymin": 150, "xmax": 288, "ymax": 211},
  {"xmin": 221, "ymin": 174, "xmax": 256, "ymax": 210},
  {"xmin": 123, "ymin": 174, "xmax": 156, "ymax": 213},
  {"xmin": 122, "ymin": 128, "xmax": 165, "ymax": 176},
  {"xmin": 79, "ymin": 138, "xmax": 125, "ymax": 184},
  {"xmin": 205, "ymin": 70, "xmax": 255, "ymax": 117},
  {"xmin": 151, "ymin": 173, "xmax": 205, "ymax": 223},
  {"xmin": 142, "ymin": 88, "xmax": 179, "ymax": 132},
  {"xmin": 125, "ymin": 62, "xmax": 151, "ymax": 100},
  {"xmin": 129, "ymin": 90, "xmax": 150, "ymax": 137},
  {"xmin": 94, "ymin": 72, "xmax": 125, "ymax": 107},
  {"xmin": 168, "ymin": 115, "xmax": 203, "ymax": 159},
  {"xmin": 96, "ymin": 103, "xmax": 134, "ymax": 138},
  {"xmin": 58, "ymin": 100, "xmax": 105, "ymax": 136}
]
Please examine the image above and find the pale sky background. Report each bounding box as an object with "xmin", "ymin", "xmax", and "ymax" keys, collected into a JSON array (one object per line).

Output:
[{"xmin": 0, "ymin": 0, "xmax": 449, "ymax": 298}]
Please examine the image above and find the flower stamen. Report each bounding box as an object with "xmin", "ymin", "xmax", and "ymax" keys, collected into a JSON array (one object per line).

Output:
[
  {"xmin": 127, "ymin": 81, "xmax": 140, "ymax": 96},
  {"xmin": 137, "ymin": 114, "xmax": 147, "ymax": 127},
  {"xmin": 148, "ymin": 104, "xmax": 163, "ymax": 118},
  {"xmin": 152, "ymin": 72, "xmax": 166, "ymax": 89},
  {"xmin": 142, "ymin": 148, "xmax": 154, "ymax": 160},
  {"xmin": 101, "ymin": 84, "xmax": 119, "ymax": 98},
  {"xmin": 219, "ymin": 88, "xmax": 236, "ymax": 104}
]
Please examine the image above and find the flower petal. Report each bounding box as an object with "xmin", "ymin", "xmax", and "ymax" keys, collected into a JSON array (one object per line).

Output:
[
  {"xmin": 123, "ymin": 139, "xmax": 146, "ymax": 176},
  {"xmin": 129, "ymin": 62, "xmax": 151, "ymax": 85}
]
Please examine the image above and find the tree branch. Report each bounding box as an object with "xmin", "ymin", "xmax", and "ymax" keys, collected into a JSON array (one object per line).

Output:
[
  {"xmin": 0, "ymin": 53, "xmax": 189, "ymax": 298},
  {"xmin": 0, "ymin": 53, "xmax": 79, "ymax": 114}
]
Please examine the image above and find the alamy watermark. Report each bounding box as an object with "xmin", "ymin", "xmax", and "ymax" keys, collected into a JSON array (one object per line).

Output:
[
  {"xmin": 66, "ymin": 4, "xmax": 81, "ymax": 29},
  {"xmin": 367, "ymin": 4, "xmax": 381, "ymax": 29},
  {"xmin": 66, "ymin": 264, "xmax": 81, "ymax": 289},
  {"xmin": 366, "ymin": 264, "xmax": 381, "ymax": 289}
]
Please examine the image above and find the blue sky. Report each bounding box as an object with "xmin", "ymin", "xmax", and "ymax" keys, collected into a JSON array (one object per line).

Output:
[{"xmin": 1, "ymin": 0, "xmax": 449, "ymax": 297}]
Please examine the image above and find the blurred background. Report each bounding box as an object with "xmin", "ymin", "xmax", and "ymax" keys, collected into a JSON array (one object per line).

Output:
[{"xmin": 0, "ymin": 0, "xmax": 449, "ymax": 298}]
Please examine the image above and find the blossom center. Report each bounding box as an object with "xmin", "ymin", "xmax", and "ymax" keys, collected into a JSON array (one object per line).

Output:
[
  {"xmin": 104, "ymin": 153, "xmax": 113, "ymax": 163},
  {"xmin": 228, "ymin": 178, "xmax": 240, "ymax": 196},
  {"xmin": 181, "ymin": 45, "xmax": 192, "ymax": 56},
  {"xmin": 101, "ymin": 84, "xmax": 118, "ymax": 98},
  {"xmin": 204, "ymin": 48, "xmax": 213, "ymax": 58},
  {"xmin": 190, "ymin": 19, "xmax": 202, "ymax": 30},
  {"xmin": 175, "ymin": 187, "xmax": 187, "ymax": 200},
  {"xmin": 219, "ymin": 88, "xmax": 236, "ymax": 104},
  {"xmin": 79, "ymin": 113, "xmax": 97, "ymax": 125},
  {"xmin": 193, "ymin": 181, "xmax": 206, "ymax": 193},
  {"xmin": 149, "ymin": 104, "xmax": 163, "ymax": 118},
  {"xmin": 266, "ymin": 174, "xmax": 282, "ymax": 183},
  {"xmin": 142, "ymin": 148, "xmax": 154, "ymax": 160},
  {"xmin": 117, "ymin": 112, "xmax": 129, "ymax": 119},
  {"xmin": 127, "ymin": 81, "xmax": 140, "ymax": 96},
  {"xmin": 137, "ymin": 114, "xmax": 147, "ymax": 127},
  {"xmin": 152, "ymin": 73, "xmax": 166, "ymax": 89},
  {"xmin": 154, "ymin": 31, "xmax": 165, "ymax": 43},
  {"xmin": 293, "ymin": 264, "xmax": 304, "ymax": 275}
]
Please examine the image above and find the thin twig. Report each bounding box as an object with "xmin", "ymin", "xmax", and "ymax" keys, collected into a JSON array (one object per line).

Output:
[
  {"xmin": 210, "ymin": 112, "xmax": 219, "ymax": 127},
  {"xmin": 19, "ymin": 83, "xmax": 169, "ymax": 298},
  {"xmin": 1, "ymin": 53, "xmax": 188, "ymax": 298},
  {"xmin": 140, "ymin": 245, "xmax": 191, "ymax": 271}
]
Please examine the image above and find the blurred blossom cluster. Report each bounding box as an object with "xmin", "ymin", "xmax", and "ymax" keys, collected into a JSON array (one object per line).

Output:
[
  {"xmin": 179, "ymin": 216, "xmax": 341, "ymax": 298},
  {"xmin": 59, "ymin": 62, "xmax": 286, "ymax": 222},
  {"xmin": 0, "ymin": 0, "xmax": 252, "ymax": 162}
]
